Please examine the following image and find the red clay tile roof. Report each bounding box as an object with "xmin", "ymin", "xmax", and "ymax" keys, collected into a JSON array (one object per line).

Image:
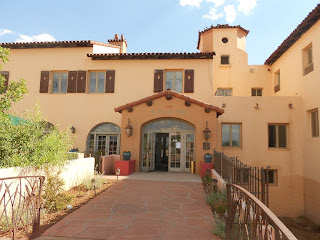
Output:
[
  {"xmin": 87, "ymin": 52, "xmax": 215, "ymax": 60},
  {"xmin": 114, "ymin": 90, "xmax": 224, "ymax": 115},
  {"xmin": 265, "ymin": 4, "xmax": 320, "ymax": 65},
  {"xmin": 0, "ymin": 40, "xmax": 119, "ymax": 49},
  {"xmin": 197, "ymin": 24, "xmax": 249, "ymax": 50}
]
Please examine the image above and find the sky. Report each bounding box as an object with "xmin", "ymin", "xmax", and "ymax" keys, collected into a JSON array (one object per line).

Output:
[{"xmin": 0, "ymin": 0, "xmax": 318, "ymax": 65}]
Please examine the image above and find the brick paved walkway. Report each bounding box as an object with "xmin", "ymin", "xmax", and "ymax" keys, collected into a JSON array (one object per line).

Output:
[{"xmin": 41, "ymin": 180, "xmax": 220, "ymax": 240}]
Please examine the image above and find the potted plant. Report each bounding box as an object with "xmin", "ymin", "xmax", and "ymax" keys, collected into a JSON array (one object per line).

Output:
[
  {"xmin": 123, "ymin": 151, "xmax": 131, "ymax": 161},
  {"xmin": 204, "ymin": 152, "xmax": 213, "ymax": 163}
]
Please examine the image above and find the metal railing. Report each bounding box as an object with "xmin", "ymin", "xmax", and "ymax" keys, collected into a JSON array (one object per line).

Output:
[
  {"xmin": 226, "ymin": 184, "xmax": 297, "ymax": 240},
  {"xmin": 0, "ymin": 176, "xmax": 45, "ymax": 239},
  {"xmin": 214, "ymin": 149, "xmax": 269, "ymax": 206}
]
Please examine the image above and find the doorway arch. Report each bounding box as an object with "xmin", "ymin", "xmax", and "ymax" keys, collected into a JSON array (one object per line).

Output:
[
  {"xmin": 141, "ymin": 118, "xmax": 195, "ymax": 172},
  {"xmin": 86, "ymin": 122, "xmax": 121, "ymax": 156}
]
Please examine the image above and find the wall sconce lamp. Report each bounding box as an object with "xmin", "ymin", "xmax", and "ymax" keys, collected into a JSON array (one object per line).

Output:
[
  {"xmin": 125, "ymin": 118, "xmax": 133, "ymax": 137},
  {"xmin": 255, "ymin": 103, "xmax": 259, "ymax": 109},
  {"xmin": 203, "ymin": 121, "xmax": 211, "ymax": 140},
  {"xmin": 70, "ymin": 126, "xmax": 75, "ymax": 133},
  {"xmin": 289, "ymin": 103, "xmax": 293, "ymax": 109}
]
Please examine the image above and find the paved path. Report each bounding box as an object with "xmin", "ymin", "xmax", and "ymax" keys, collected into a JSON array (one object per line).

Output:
[{"xmin": 41, "ymin": 180, "xmax": 220, "ymax": 240}]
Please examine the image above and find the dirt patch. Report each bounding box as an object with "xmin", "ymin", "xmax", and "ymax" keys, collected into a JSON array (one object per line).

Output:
[
  {"xmin": 0, "ymin": 179, "xmax": 118, "ymax": 239},
  {"xmin": 279, "ymin": 216, "xmax": 320, "ymax": 240}
]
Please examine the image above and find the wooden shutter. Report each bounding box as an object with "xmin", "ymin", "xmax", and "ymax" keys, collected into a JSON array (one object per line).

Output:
[
  {"xmin": 105, "ymin": 70, "xmax": 115, "ymax": 93},
  {"xmin": 77, "ymin": 71, "xmax": 86, "ymax": 93},
  {"xmin": 67, "ymin": 71, "xmax": 77, "ymax": 93},
  {"xmin": 1, "ymin": 71, "xmax": 9, "ymax": 90},
  {"xmin": 39, "ymin": 71, "xmax": 49, "ymax": 93},
  {"xmin": 154, "ymin": 70, "xmax": 163, "ymax": 92},
  {"xmin": 184, "ymin": 69, "xmax": 194, "ymax": 93}
]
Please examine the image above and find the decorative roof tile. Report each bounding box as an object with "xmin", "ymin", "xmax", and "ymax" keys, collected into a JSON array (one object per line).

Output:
[
  {"xmin": 197, "ymin": 24, "xmax": 249, "ymax": 49},
  {"xmin": 265, "ymin": 4, "xmax": 320, "ymax": 65},
  {"xmin": 0, "ymin": 40, "xmax": 119, "ymax": 49},
  {"xmin": 114, "ymin": 90, "xmax": 224, "ymax": 115},
  {"xmin": 87, "ymin": 52, "xmax": 215, "ymax": 60}
]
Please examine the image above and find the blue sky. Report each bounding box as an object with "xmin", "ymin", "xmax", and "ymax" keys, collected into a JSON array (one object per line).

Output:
[{"xmin": 0, "ymin": 0, "xmax": 318, "ymax": 64}]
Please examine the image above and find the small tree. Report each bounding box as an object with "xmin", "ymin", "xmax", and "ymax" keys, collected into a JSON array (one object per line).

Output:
[
  {"xmin": 0, "ymin": 47, "xmax": 28, "ymax": 112},
  {"xmin": 0, "ymin": 47, "xmax": 73, "ymax": 168}
]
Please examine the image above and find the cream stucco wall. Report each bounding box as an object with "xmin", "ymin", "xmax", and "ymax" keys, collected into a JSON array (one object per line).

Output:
[
  {"xmin": 119, "ymin": 96, "xmax": 218, "ymax": 174},
  {"xmin": 2, "ymin": 19, "xmax": 320, "ymax": 221},
  {"xmin": 199, "ymin": 28, "xmax": 273, "ymax": 96},
  {"xmin": 3, "ymin": 48, "xmax": 215, "ymax": 151},
  {"xmin": 269, "ymin": 20, "xmax": 320, "ymax": 224},
  {"xmin": 212, "ymin": 96, "xmax": 304, "ymax": 217}
]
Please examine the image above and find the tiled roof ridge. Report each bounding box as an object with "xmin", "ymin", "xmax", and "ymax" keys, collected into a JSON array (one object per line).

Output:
[
  {"xmin": 0, "ymin": 40, "xmax": 119, "ymax": 49},
  {"xmin": 265, "ymin": 3, "xmax": 320, "ymax": 65},
  {"xmin": 114, "ymin": 90, "xmax": 224, "ymax": 114},
  {"xmin": 88, "ymin": 52, "xmax": 215, "ymax": 56},
  {"xmin": 87, "ymin": 52, "xmax": 215, "ymax": 60},
  {"xmin": 199, "ymin": 24, "xmax": 249, "ymax": 34},
  {"xmin": 197, "ymin": 24, "xmax": 249, "ymax": 50}
]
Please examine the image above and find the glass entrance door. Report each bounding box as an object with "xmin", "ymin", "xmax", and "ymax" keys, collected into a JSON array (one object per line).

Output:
[
  {"xmin": 96, "ymin": 135, "xmax": 119, "ymax": 155},
  {"xmin": 169, "ymin": 133, "xmax": 182, "ymax": 172},
  {"xmin": 142, "ymin": 132, "xmax": 156, "ymax": 172}
]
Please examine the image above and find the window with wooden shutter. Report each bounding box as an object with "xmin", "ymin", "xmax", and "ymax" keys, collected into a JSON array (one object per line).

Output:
[
  {"xmin": 77, "ymin": 71, "xmax": 86, "ymax": 93},
  {"xmin": 1, "ymin": 71, "xmax": 9, "ymax": 90},
  {"xmin": 67, "ymin": 71, "xmax": 77, "ymax": 93},
  {"xmin": 105, "ymin": 70, "xmax": 115, "ymax": 93},
  {"xmin": 154, "ymin": 70, "xmax": 163, "ymax": 92},
  {"xmin": 184, "ymin": 69, "xmax": 194, "ymax": 93},
  {"xmin": 40, "ymin": 71, "xmax": 49, "ymax": 93}
]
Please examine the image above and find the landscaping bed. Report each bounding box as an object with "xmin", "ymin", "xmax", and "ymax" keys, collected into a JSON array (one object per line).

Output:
[
  {"xmin": 0, "ymin": 179, "xmax": 118, "ymax": 239},
  {"xmin": 279, "ymin": 216, "xmax": 320, "ymax": 240}
]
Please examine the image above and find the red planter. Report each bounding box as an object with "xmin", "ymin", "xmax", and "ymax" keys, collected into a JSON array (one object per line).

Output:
[
  {"xmin": 200, "ymin": 162, "xmax": 214, "ymax": 178},
  {"xmin": 115, "ymin": 160, "xmax": 136, "ymax": 176}
]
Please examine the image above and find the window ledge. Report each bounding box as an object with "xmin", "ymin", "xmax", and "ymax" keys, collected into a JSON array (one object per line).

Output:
[
  {"xmin": 222, "ymin": 146, "xmax": 241, "ymax": 149},
  {"xmin": 268, "ymin": 147, "xmax": 289, "ymax": 151},
  {"xmin": 220, "ymin": 64, "xmax": 231, "ymax": 68}
]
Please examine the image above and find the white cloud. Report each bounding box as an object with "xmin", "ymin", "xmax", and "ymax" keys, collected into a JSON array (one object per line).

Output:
[
  {"xmin": 206, "ymin": 0, "xmax": 225, "ymax": 7},
  {"xmin": 203, "ymin": 8, "xmax": 224, "ymax": 21},
  {"xmin": 16, "ymin": 33, "xmax": 56, "ymax": 43},
  {"xmin": 237, "ymin": 0, "xmax": 257, "ymax": 15},
  {"xmin": 180, "ymin": 0, "xmax": 202, "ymax": 7},
  {"xmin": 224, "ymin": 5, "xmax": 237, "ymax": 23},
  {"xmin": 0, "ymin": 29, "xmax": 13, "ymax": 36}
]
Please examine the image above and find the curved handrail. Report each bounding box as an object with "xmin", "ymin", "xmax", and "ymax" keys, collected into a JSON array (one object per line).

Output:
[{"xmin": 227, "ymin": 183, "xmax": 297, "ymax": 240}]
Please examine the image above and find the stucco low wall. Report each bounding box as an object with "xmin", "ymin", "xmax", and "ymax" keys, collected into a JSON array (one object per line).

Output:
[
  {"xmin": 0, "ymin": 157, "xmax": 95, "ymax": 191},
  {"xmin": 100, "ymin": 155, "xmax": 120, "ymax": 175},
  {"xmin": 211, "ymin": 169, "xmax": 226, "ymax": 191}
]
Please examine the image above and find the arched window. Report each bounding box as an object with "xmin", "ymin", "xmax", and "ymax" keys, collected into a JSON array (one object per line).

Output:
[{"xmin": 87, "ymin": 123, "xmax": 121, "ymax": 155}]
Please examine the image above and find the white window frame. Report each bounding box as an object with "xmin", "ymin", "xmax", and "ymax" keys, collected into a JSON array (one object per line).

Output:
[
  {"xmin": 310, "ymin": 109, "xmax": 319, "ymax": 138},
  {"xmin": 89, "ymin": 71, "xmax": 105, "ymax": 93},
  {"xmin": 221, "ymin": 123, "xmax": 241, "ymax": 148},
  {"xmin": 252, "ymin": 88, "xmax": 262, "ymax": 96},
  {"xmin": 268, "ymin": 124, "xmax": 288, "ymax": 149},
  {"xmin": 52, "ymin": 71, "xmax": 68, "ymax": 93},
  {"xmin": 165, "ymin": 70, "xmax": 183, "ymax": 92},
  {"xmin": 217, "ymin": 88, "xmax": 232, "ymax": 96}
]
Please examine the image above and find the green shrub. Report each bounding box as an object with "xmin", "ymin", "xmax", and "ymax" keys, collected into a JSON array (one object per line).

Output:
[
  {"xmin": 206, "ymin": 189, "xmax": 227, "ymax": 216},
  {"xmin": 42, "ymin": 173, "xmax": 74, "ymax": 213},
  {"xmin": 213, "ymin": 213, "xmax": 226, "ymax": 239}
]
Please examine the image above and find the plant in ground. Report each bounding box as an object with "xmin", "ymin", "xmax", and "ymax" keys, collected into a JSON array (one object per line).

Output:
[
  {"xmin": 206, "ymin": 189, "xmax": 227, "ymax": 217},
  {"xmin": 80, "ymin": 171, "xmax": 106, "ymax": 191},
  {"xmin": 213, "ymin": 213, "xmax": 226, "ymax": 239},
  {"xmin": 42, "ymin": 172, "xmax": 74, "ymax": 213}
]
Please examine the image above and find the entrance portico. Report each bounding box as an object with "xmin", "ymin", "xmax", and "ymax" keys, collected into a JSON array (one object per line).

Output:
[{"xmin": 115, "ymin": 90, "xmax": 224, "ymax": 174}]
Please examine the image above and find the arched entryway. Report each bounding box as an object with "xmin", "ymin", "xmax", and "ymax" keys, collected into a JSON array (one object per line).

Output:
[
  {"xmin": 87, "ymin": 122, "xmax": 121, "ymax": 156},
  {"xmin": 141, "ymin": 118, "xmax": 195, "ymax": 172}
]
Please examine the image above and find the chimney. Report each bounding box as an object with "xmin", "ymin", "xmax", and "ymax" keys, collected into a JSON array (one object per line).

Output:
[{"xmin": 108, "ymin": 34, "xmax": 127, "ymax": 53}]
